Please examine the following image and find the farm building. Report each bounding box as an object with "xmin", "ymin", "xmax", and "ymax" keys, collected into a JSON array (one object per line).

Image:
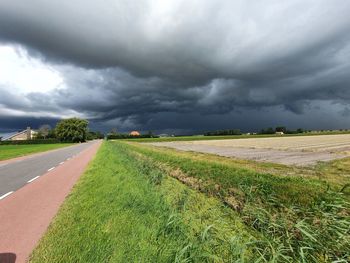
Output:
[
  {"xmin": 129, "ymin": 131, "xmax": 141, "ymax": 136},
  {"xmin": 0, "ymin": 127, "xmax": 37, "ymax": 141}
]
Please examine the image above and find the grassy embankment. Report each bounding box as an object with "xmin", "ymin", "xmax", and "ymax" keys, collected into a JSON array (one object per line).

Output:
[
  {"xmin": 0, "ymin": 144, "xmax": 73, "ymax": 161},
  {"xmin": 127, "ymin": 142, "xmax": 350, "ymax": 261},
  {"xmin": 125, "ymin": 130, "xmax": 350, "ymax": 143},
  {"xmin": 31, "ymin": 141, "xmax": 350, "ymax": 262}
]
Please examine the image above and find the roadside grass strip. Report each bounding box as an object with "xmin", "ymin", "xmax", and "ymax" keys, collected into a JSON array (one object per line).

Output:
[
  {"xmin": 30, "ymin": 141, "xmax": 261, "ymax": 262},
  {"xmin": 125, "ymin": 142, "xmax": 350, "ymax": 262},
  {"xmin": 0, "ymin": 144, "xmax": 73, "ymax": 161}
]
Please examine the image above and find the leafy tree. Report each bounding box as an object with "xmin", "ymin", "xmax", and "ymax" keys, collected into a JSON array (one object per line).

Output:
[
  {"xmin": 275, "ymin": 126, "xmax": 286, "ymax": 133},
  {"xmin": 260, "ymin": 127, "xmax": 275, "ymax": 134},
  {"xmin": 204, "ymin": 129, "xmax": 241, "ymax": 136},
  {"xmin": 55, "ymin": 118, "xmax": 88, "ymax": 142},
  {"xmin": 47, "ymin": 129, "xmax": 57, "ymax": 139},
  {"xmin": 296, "ymin": 128, "xmax": 304, "ymax": 133},
  {"xmin": 87, "ymin": 131, "xmax": 104, "ymax": 140},
  {"xmin": 110, "ymin": 128, "xmax": 118, "ymax": 135},
  {"xmin": 37, "ymin": 124, "xmax": 51, "ymax": 139}
]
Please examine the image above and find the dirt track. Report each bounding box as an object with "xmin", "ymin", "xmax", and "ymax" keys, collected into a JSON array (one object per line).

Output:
[
  {"xmin": 150, "ymin": 134, "xmax": 350, "ymax": 166},
  {"xmin": 0, "ymin": 140, "xmax": 101, "ymax": 263}
]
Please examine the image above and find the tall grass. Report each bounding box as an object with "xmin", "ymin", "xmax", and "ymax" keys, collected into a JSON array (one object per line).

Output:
[{"xmin": 126, "ymin": 142, "xmax": 350, "ymax": 262}]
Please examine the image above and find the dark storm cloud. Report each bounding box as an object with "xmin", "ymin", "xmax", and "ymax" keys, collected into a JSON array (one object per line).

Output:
[
  {"xmin": 1, "ymin": 0, "xmax": 350, "ymax": 132},
  {"xmin": 0, "ymin": 116, "xmax": 60, "ymax": 133}
]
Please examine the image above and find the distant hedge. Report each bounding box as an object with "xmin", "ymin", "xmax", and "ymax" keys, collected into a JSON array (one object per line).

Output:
[
  {"xmin": 204, "ymin": 129, "xmax": 242, "ymax": 136},
  {"xmin": 0, "ymin": 139, "xmax": 72, "ymax": 145},
  {"xmin": 107, "ymin": 134, "xmax": 158, "ymax": 140}
]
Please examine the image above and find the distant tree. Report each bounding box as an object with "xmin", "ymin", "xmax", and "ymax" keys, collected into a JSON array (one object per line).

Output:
[
  {"xmin": 260, "ymin": 127, "xmax": 275, "ymax": 134},
  {"xmin": 37, "ymin": 124, "xmax": 51, "ymax": 139},
  {"xmin": 296, "ymin": 128, "xmax": 304, "ymax": 133},
  {"xmin": 275, "ymin": 126, "xmax": 286, "ymax": 133},
  {"xmin": 55, "ymin": 118, "xmax": 88, "ymax": 142},
  {"xmin": 47, "ymin": 128, "xmax": 56, "ymax": 138},
  {"xmin": 95, "ymin": 131, "xmax": 104, "ymax": 139},
  {"xmin": 87, "ymin": 131, "xmax": 104, "ymax": 140},
  {"xmin": 204, "ymin": 129, "xmax": 241, "ymax": 136}
]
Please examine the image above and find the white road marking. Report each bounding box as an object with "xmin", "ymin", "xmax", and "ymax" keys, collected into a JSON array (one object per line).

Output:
[
  {"xmin": 48, "ymin": 167, "xmax": 55, "ymax": 171},
  {"xmin": 59, "ymin": 161, "xmax": 64, "ymax": 165},
  {"xmin": 27, "ymin": 176, "xmax": 40, "ymax": 183},
  {"xmin": 0, "ymin": 191, "xmax": 14, "ymax": 200}
]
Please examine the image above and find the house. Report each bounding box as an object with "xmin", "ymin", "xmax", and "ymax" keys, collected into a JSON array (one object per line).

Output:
[
  {"xmin": 0, "ymin": 127, "xmax": 37, "ymax": 141},
  {"xmin": 129, "ymin": 131, "xmax": 140, "ymax": 136}
]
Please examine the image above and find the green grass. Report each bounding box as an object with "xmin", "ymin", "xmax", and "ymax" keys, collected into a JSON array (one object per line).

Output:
[
  {"xmin": 31, "ymin": 141, "xmax": 350, "ymax": 262},
  {"xmin": 0, "ymin": 144, "xmax": 74, "ymax": 160},
  {"xmin": 30, "ymin": 141, "xmax": 264, "ymax": 262},
  {"xmin": 126, "ymin": 142, "xmax": 350, "ymax": 262},
  {"xmin": 122, "ymin": 130, "xmax": 350, "ymax": 143}
]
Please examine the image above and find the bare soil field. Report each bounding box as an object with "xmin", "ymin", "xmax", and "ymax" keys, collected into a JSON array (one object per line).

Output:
[{"xmin": 150, "ymin": 134, "xmax": 350, "ymax": 165}]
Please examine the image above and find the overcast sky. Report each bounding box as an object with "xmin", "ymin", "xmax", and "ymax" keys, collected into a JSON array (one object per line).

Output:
[{"xmin": 0, "ymin": 0, "xmax": 350, "ymax": 134}]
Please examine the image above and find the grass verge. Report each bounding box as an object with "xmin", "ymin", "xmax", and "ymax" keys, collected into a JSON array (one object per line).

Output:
[
  {"xmin": 0, "ymin": 143, "xmax": 73, "ymax": 161},
  {"xmin": 126, "ymin": 142, "xmax": 350, "ymax": 262}
]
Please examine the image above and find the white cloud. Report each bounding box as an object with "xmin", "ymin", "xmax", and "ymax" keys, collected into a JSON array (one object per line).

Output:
[{"xmin": 0, "ymin": 44, "xmax": 63, "ymax": 93}]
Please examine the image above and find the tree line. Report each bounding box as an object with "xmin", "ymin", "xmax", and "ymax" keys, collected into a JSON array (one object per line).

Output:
[
  {"xmin": 106, "ymin": 131, "xmax": 158, "ymax": 140},
  {"xmin": 204, "ymin": 126, "xmax": 307, "ymax": 136},
  {"xmin": 260, "ymin": 126, "xmax": 305, "ymax": 134},
  {"xmin": 204, "ymin": 129, "xmax": 242, "ymax": 136},
  {"xmin": 34, "ymin": 118, "xmax": 104, "ymax": 142}
]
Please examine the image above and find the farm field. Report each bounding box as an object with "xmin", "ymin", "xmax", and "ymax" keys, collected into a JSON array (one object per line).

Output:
[
  {"xmin": 31, "ymin": 140, "xmax": 350, "ymax": 262},
  {"xmin": 0, "ymin": 143, "xmax": 73, "ymax": 161},
  {"xmin": 150, "ymin": 134, "xmax": 350, "ymax": 165},
  {"xmin": 127, "ymin": 130, "xmax": 350, "ymax": 143}
]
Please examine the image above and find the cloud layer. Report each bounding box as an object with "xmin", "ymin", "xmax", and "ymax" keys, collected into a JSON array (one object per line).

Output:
[{"xmin": 0, "ymin": 0, "xmax": 350, "ymax": 133}]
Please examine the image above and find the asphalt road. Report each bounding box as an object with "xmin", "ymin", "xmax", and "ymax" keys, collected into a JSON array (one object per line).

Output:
[
  {"xmin": 0, "ymin": 140, "xmax": 102, "ymax": 262},
  {"xmin": 0, "ymin": 141, "xmax": 96, "ymax": 198}
]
